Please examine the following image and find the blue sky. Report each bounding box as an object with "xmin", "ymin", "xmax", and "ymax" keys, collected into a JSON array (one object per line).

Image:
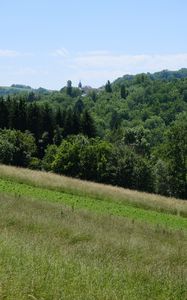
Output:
[{"xmin": 0, "ymin": 0, "xmax": 187, "ymax": 89}]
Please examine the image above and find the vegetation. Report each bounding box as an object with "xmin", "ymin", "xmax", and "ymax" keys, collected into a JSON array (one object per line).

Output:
[
  {"xmin": 0, "ymin": 165, "xmax": 186, "ymax": 299},
  {"xmin": 0, "ymin": 69, "xmax": 186, "ymax": 199},
  {"xmin": 0, "ymin": 165, "xmax": 186, "ymax": 217},
  {"xmin": 0, "ymin": 177, "xmax": 187, "ymax": 230}
]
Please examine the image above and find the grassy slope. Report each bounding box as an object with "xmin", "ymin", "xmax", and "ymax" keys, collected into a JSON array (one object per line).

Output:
[
  {"xmin": 0, "ymin": 165, "xmax": 187, "ymax": 299},
  {"xmin": 0, "ymin": 165, "xmax": 186, "ymax": 216},
  {"xmin": 0, "ymin": 178, "xmax": 186, "ymax": 230}
]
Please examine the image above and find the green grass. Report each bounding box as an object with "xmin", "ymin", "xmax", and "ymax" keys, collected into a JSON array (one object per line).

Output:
[
  {"xmin": 0, "ymin": 178, "xmax": 186, "ymax": 230},
  {"xmin": 0, "ymin": 166, "xmax": 187, "ymax": 299},
  {"xmin": 0, "ymin": 164, "xmax": 186, "ymax": 217},
  {"xmin": 0, "ymin": 193, "xmax": 186, "ymax": 300}
]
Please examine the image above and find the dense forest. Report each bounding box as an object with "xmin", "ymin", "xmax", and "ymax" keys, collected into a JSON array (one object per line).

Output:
[{"xmin": 0, "ymin": 69, "xmax": 186, "ymax": 199}]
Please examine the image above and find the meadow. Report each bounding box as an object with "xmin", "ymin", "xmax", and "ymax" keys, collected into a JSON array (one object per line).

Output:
[{"xmin": 0, "ymin": 165, "xmax": 186, "ymax": 299}]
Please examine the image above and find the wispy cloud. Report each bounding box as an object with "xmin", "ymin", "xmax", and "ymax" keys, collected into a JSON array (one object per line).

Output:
[
  {"xmin": 62, "ymin": 51, "xmax": 187, "ymax": 86},
  {"xmin": 2, "ymin": 49, "xmax": 187, "ymax": 89},
  {"xmin": 51, "ymin": 48, "xmax": 69, "ymax": 58},
  {"xmin": 0, "ymin": 49, "xmax": 21, "ymax": 57},
  {"xmin": 0, "ymin": 49, "xmax": 34, "ymax": 58},
  {"xmin": 72, "ymin": 52, "xmax": 187, "ymax": 72}
]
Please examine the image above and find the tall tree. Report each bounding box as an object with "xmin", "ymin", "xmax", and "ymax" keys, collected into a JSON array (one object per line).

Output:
[
  {"xmin": 164, "ymin": 113, "xmax": 187, "ymax": 198},
  {"xmin": 0, "ymin": 98, "xmax": 9, "ymax": 129},
  {"xmin": 41, "ymin": 103, "xmax": 55, "ymax": 143},
  {"xmin": 81, "ymin": 110, "xmax": 96, "ymax": 137},
  {"xmin": 120, "ymin": 84, "xmax": 128, "ymax": 99},
  {"xmin": 105, "ymin": 80, "xmax": 112, "ymax": 93},
  {"xmin": 66, "ymin": 80, "xmax": 72, "ymax": 96},
  {"xmin": 27, "ymin": 103, "xmax": 42, "ymax": 140}
]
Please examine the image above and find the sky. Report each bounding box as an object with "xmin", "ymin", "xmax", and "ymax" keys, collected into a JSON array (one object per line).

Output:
[{"xmin": 0, "ymin": 0, "xmax": 187, "ymax": 89}]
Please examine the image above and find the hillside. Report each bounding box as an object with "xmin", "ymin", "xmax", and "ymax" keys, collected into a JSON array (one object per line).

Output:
[
  {"xmin": 113, "ymin": 68, "xmax": 187, "ymax": 86},
  {"xmin": 1, "ymin": 69, "xmax": 187, "ymax": 96},
  {"xmin": 0, "ymin": 84, "xmax": 51, "ymax": 96},
  {"xmin": 0, "ymin": 68, "xmax": 186, "ymax": 199},
  {"xmin": 0, "ymin": 165, "xmax": 186, "ymax": 299}
]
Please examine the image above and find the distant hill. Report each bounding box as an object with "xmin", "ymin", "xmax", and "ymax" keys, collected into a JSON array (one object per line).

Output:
[
  {"xmin": 11, "ymin": 84, "xmax": 32, "ymax": 89},
  {"xmin": 0, "ymin": 84, "xmax": 52, "ymax": 96},
  {"xmin": 113, "ymin": 68, "xmax": 187, "ymax": 86}
]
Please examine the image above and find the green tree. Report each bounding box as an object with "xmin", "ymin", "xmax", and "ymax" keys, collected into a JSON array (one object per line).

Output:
[
  {"xmin": 0, "ymin": 97, "xmax": 9, "ymax": 128},
  {"xmin": 153, "ymin": 159, "xmax": 171, "ymax": 196},
  {"xmin": 81, "ymin": 110, "xmax": 96, "ymax": 137},
  {"xmin": 52, "ymin": 135, "xmax": 88, "ymax": 176},
  {"xmin": 42, "ymin": 144, "xmax": 58, "ymax": 171},
  {"xmin": 110, "ymin": 111, "xmax": 121, "ymax": 130},
  {"xmin": 27, "ymin": 103, "xmax": 42, "ymax": 140},
  {"xmin": 0, "ymin": 129, "xmax": 36, "ymax": 167},
  {"xmin": 80, "ymin": 139, "xmax": 113, "ymax": 182},
  {"xmin": 120, "ymin": 84, "xmax": 128, "ymax": 99},
  {"xmin": 66, "ymin": 80, "xmax": 72, "ymax": 96},
  {"xmin": 105, "ymin": 80, "xmax": 112, "ymax": 93},
  {"xmin": 164, "ymin": 113, "xmax": 187, "ymax": 198},
  {"xmin": 53, "ymin": 126, "xmax": 63, "ymax": 146}
]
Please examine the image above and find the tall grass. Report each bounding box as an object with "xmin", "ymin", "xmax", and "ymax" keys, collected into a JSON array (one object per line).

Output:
[
  {"xmin": 0, "ymin": 193, "xmax": 186, "ymax": 299},
  {"xmin": 0, "ymin": 164, "xmax": 186, "ymax": 216},
  {"xmin": 0, "ymin": 178, "xmax": 186, "ymax": 230}
]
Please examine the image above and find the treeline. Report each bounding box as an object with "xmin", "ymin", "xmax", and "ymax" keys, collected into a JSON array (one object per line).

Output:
[
  {"xmin": 42, "ymin": 111, "xmax": 186, "ymax": 199},
  {"xmin": 0, "ymin": 96, "xmax": 96, "ymax": 157},
  {"xmin": 0, "ymin": 112, "xmax": 186, "ymax": 198},
  {"xmin": 0, "ymin": 72, "xmax": 186, "ymax": 199}
]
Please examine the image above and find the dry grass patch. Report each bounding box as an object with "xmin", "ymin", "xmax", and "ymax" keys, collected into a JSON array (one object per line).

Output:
[{"xmin": 0, "ymin": 164, "xmax": 186, "ymax": 216}]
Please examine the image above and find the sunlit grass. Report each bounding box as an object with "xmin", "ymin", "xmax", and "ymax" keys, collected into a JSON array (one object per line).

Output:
[
  {"xmin": 0, "ymin": 165, "xmax": 186, "ymax": 299},
  {"xmin": 0, "ymin": 178, "xmax": 186, "ymax": 230},
  {"xmin": 0, "ymin": 193, "xmax": 186, "ymax": 299},
  {"xmin": 0, "ymin": 164, "xmax": 186, "ymax": 216}
]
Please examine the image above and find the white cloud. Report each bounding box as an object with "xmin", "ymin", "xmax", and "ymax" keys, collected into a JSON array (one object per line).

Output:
[
  {"xmin": 0, "ymin": 49, "xmax": 20, "ymax": 57},
  {"xmin": 72, "ymin": 52, "xmax": 187, "ymax": 72},
  {"xmin": 51, "ymin": 48, "xmax": 69, "ymax": 58},
  {"xmin": 0, "ymin": 49, "xmax": 34, "ymax": 58},
  {"xmin": 58, "ymin": 51, "xmax": 187, "ymax": 87},
  {"xmin": 2, "ymin": 49, "xmax": 187, "ymax": 89}
]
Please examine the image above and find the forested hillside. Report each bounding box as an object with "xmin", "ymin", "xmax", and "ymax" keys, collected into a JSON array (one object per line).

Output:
[{"xmin": 0, "ymin": 69, "xmax": 186, "ymax": 199}]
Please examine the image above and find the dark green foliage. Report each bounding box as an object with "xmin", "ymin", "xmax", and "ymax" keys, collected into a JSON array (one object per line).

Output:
[
  {"xmin": 0, "ymin": 70, "xmax": 186, "ymax": 198},
  {"xmin": 27, "ymin": 102, "xmax": 42, "ymax": 139},
  {"xmin": 113, "ymin": 68, "xmax": 187, "ymax": 86},
  {"xmin": 120, "ymin": 84, "xmax": 128, "ymax": 99},
  {"xmin": 123, "ymin": 126, "xmax": 151, "ymax": 156},
  {"xmin": 105, "ymin": 80, "xmax": 112, "ymax": 93},
  {"xmin": 74, "ymin": 98, "xmax": 84, "ymax": 114},
  {"xmin": 106, "ymin": 145, "xmax": 152, "ymax": 191},
  {"xmin": 80, "ymin": 139, "xmax": 113, "ymax": 182},
  {"xmin": 153, "ymin": 159, "xmax": 171, "ymax": 196},
  {"xmin": 28, "ymin": 157, "xmax": 42, "ymax": 170},
  {"xmin": 0, "ymin": 97, "xmax": 9, "ymax": 128},
  {"xmin": 110, "ymin": 111, "xmax": 121, "ymax": 130},
  {"xmin": 55, "ymin": 107, "xmax": 64, "ymax": 128},
  {"xmin": 0, "ymin": 129, "xmax": 36, "ymax": 166},
  {"xmin": 66, "ymin": 80, "xmax": 72, "ymax": 96},
  {"xmin": 81, "ymin": 110, "xmax": 97, "ymax": 137},
  {"xmin": 42, "ymin": 144, "xmax": 58, "ymax": 171},
  {"xmin": 46, "ymin": 135, "xmax": 152, "ymax": 192},
  {"xmin": 163, "ymin": 113, "xmax": 187, "ymax": 198},
  {"xmin": 52, "ymin": 135, "xmax": 85, "ymax": 176},
  {"xmin": 27, "ymin": 91, "xmax": 36, "ymax": 102},
  {"xmin": 53, "ymin": 126, "xmax": 63, "ymax": 146},
  {"xmin": 89, "ymin": 90, "xmax": 97, "ymax": 102},
  {"xmin": 41, "ymin": 103, "xmax": 55, "ymax": 143},
  {"xmin": 0, "ymin": 96, "xmax": 97, "ymax": 159},
  {"xmin": 38, "ymin": 132, "xmax": 50, "ymax": 159}
]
